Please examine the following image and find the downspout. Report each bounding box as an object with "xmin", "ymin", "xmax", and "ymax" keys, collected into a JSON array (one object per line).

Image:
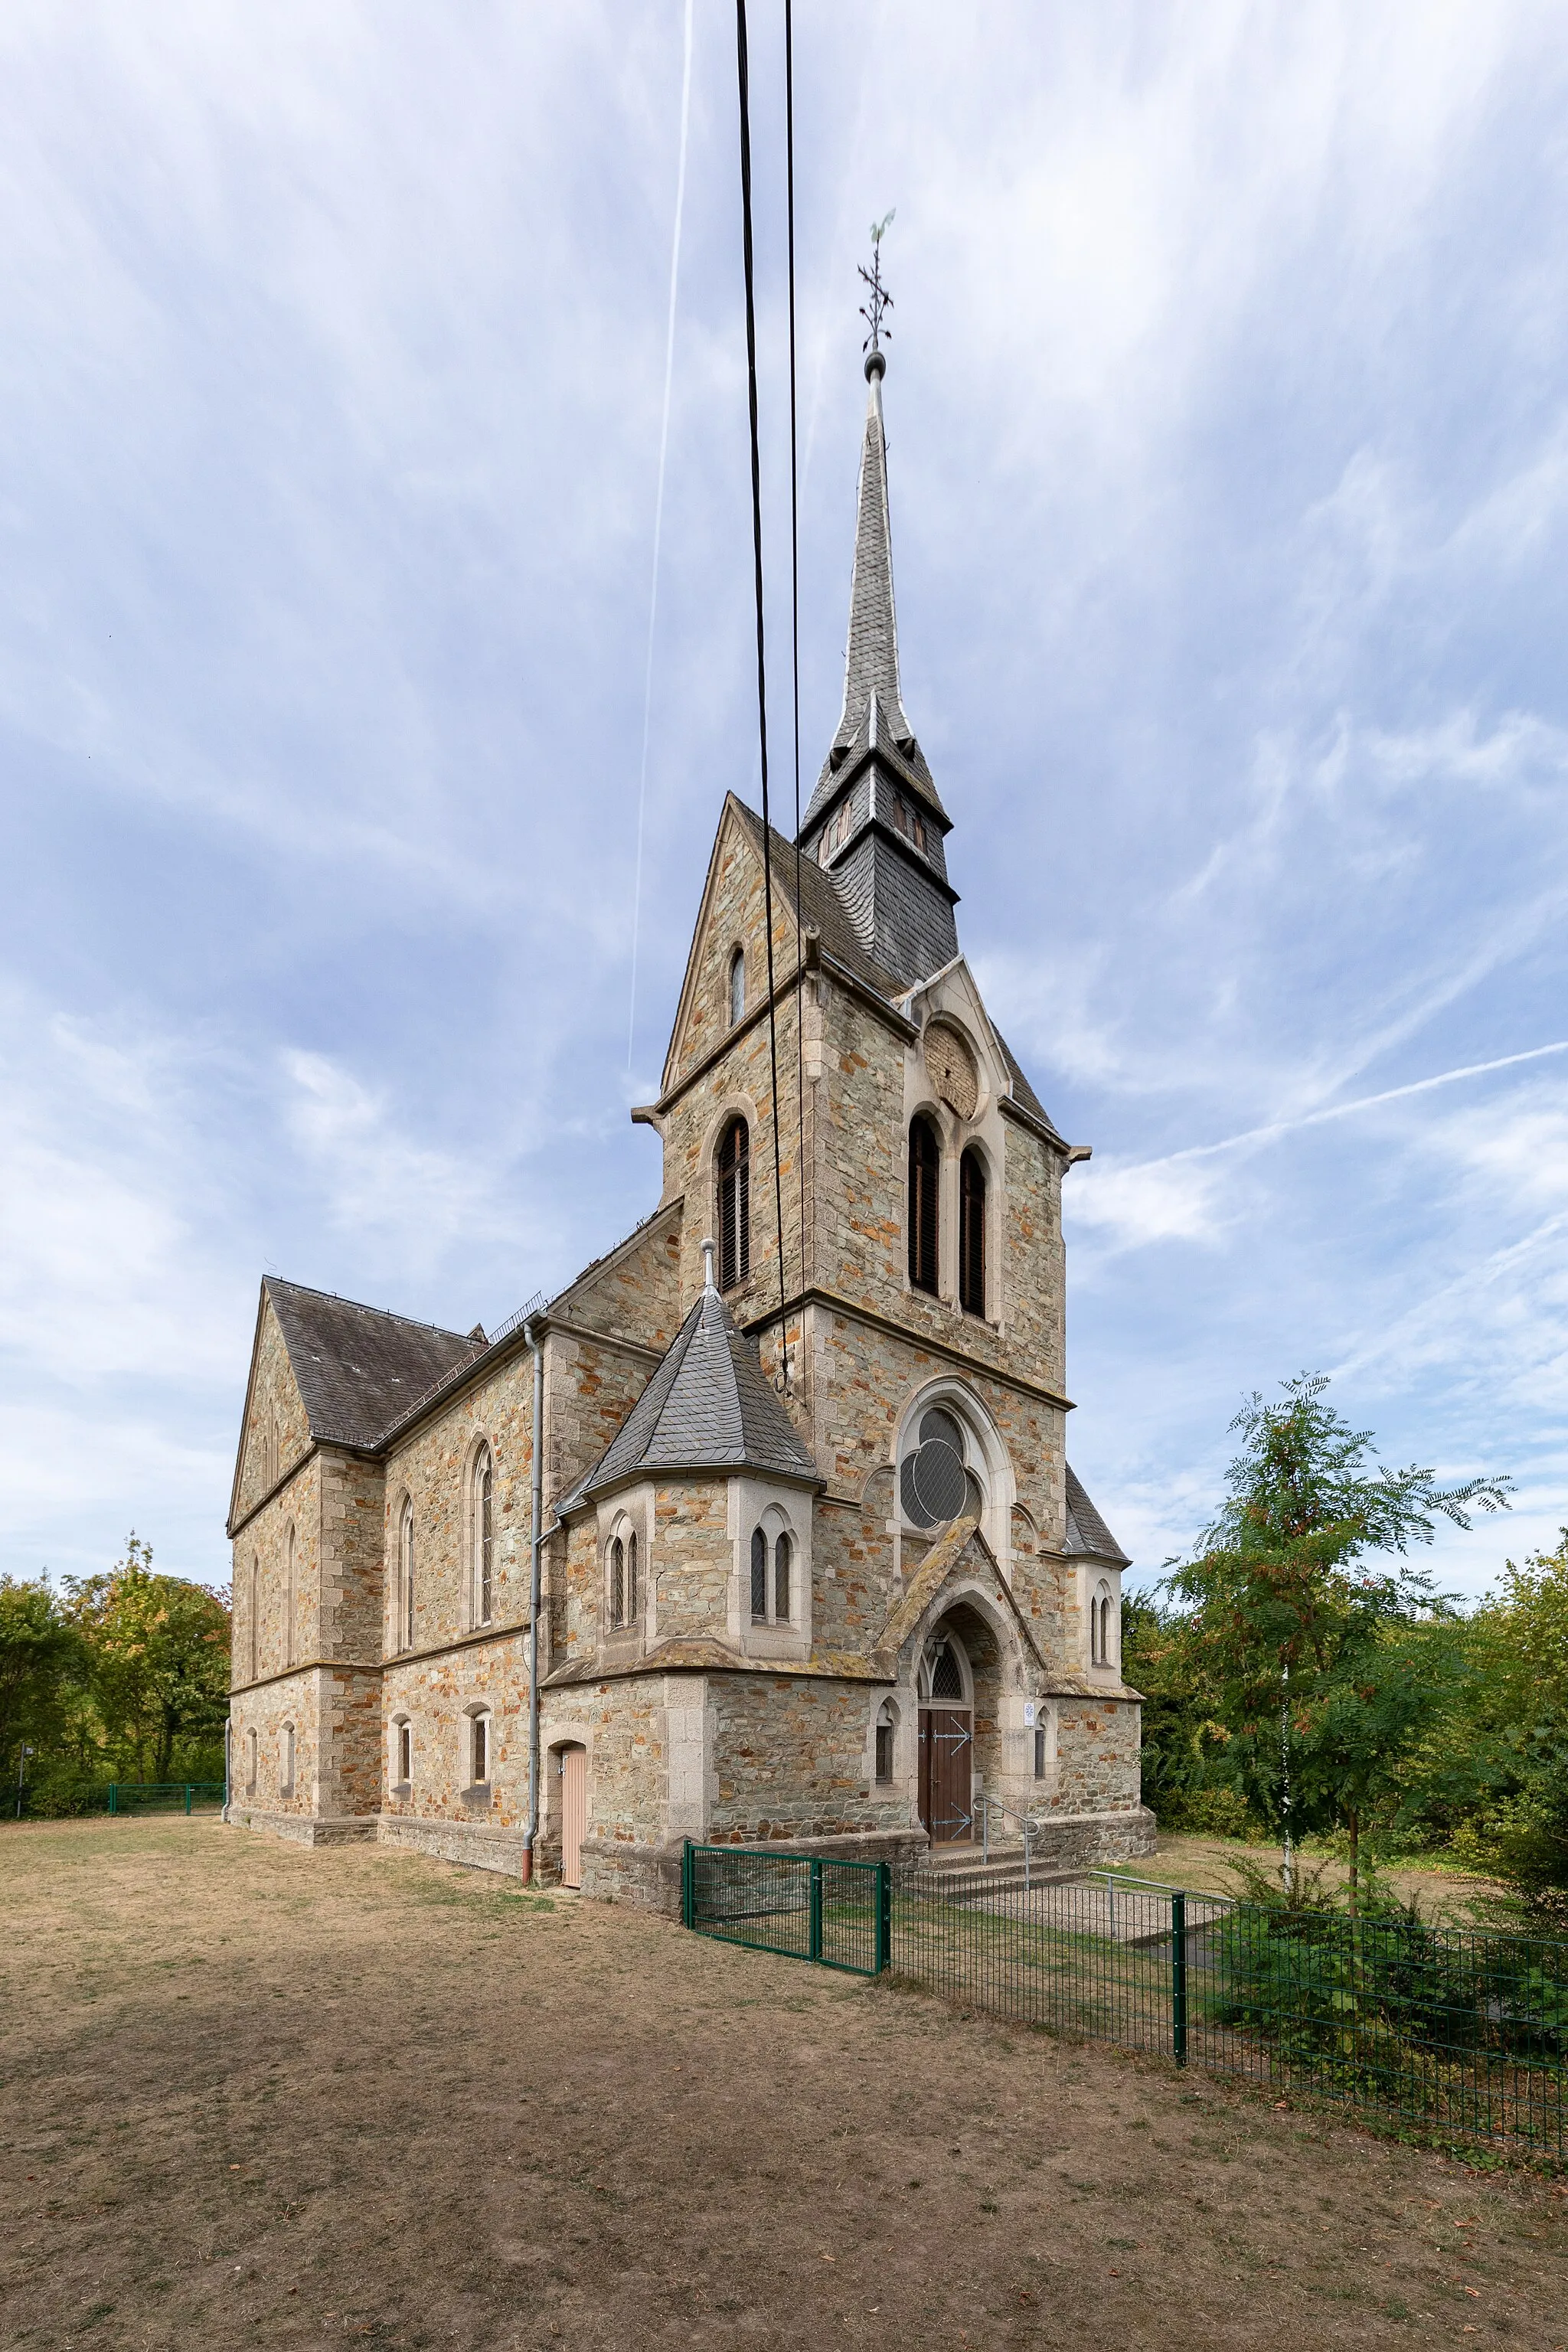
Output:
[{"xmin": 522, "ymin": 1319, "xmax": 544, "ymax": 1883}]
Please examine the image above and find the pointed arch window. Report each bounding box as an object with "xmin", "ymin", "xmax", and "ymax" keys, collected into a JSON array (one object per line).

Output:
[
  {"xmin": 875, "ymin": 1700, "xmax": 895, "ymax": 1784},
  {"xmin": 285, "ymin": 1524, "xmax": 296, "ymax": 1668},
  {"xmin": 717, "ymin": 1117, "xmax": 750, "ymax": 1291},
  {"xmin": 728, "ymin": 947, "xmax": 746, "ymax": 1027},
  {"xmin": 1091, "ymin": 1581, "xmax": 1115, "ymax": 1668},
  {"xmin": 608, "ymin": 1527, "xmax": 639, "ymax": 1629},
  {"xmin": 908, "ymin": 1116, "xmax": 939, "ymax": 1295},
  {"xmin": 959, "ymin": 1148, "xmax": 987, "ymax": 1318},
  {"xmin": 750, "ymin": 1526, "xmax": 768, "ymax": 1622},
  {"xmin": 400, "ymin": 1504, "xmax": 416, "ymax": 1652},
  {"xmin": 773, "ymin": 1530, "xmax": 792, "ymax": 1622},
  {"xmin": 471, "ymin": 1445, "xmax": 495, "ymax": 1625}
]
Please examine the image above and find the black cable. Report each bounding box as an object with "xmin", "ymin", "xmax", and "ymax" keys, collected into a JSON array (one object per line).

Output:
[
  {"xmin": 786, "ymin": 0, "xmax": 806, "ymax": 1315},
  {"xmin": 734, "ymin": 0, "xmax": 790, "ymax": 1387}
]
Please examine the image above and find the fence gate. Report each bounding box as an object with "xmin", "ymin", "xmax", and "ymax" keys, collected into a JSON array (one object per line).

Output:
[{"xmin": 683, "ymin": 1843, "xmax": 890, "ymax": 1976}]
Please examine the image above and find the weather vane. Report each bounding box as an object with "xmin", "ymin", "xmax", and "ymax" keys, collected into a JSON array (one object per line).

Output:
[{"xmin": 859, "ymin": 210, "xmax": 895, "ymax": 354}]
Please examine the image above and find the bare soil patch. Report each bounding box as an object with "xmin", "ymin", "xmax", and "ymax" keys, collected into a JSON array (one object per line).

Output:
[{"xmin": 2, "ymin": 1818, "xmax": 1564, "ymax": 2352}]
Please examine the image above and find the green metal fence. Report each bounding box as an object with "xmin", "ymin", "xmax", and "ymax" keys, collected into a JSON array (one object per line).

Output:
[
  {"xmin": 13, "ymin": 1781, "xmax": 227, "ymax": 1820},
  {"xmin": 683, "ymin": 1843, "xmax": 890, "ymax": 1977},
  {"xmin": 684, "ymin": 1845, "xmax": 1567, "ymax": 2158}
]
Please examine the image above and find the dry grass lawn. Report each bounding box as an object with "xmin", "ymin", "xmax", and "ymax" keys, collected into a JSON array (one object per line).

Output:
[{"xmin": 2, "ymin": 1818, "xmax": 1566, "ymax": 2352}]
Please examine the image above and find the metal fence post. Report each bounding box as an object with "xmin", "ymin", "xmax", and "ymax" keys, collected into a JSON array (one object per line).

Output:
[
  {"xmin": 808, "ymin": 1859, "xmax": 824, "ymax": 1963},
  {"xmin": 681, "ymin": 1840, "xmax": 694, "ymax": 1930},
  {"xmin": 185, "ymin": 1784, "xmax": 193, "ymax": 1816},
  {"xmin": 875, "ymin": 1862, "xmax": 891, "ymax": 1975},
  {"xmin": 108, "ymin": 1783, "xmax": 117, "ymax": 1818},
  {"xmin": 1171, "ymin": 1890, "xmax": 1187, "ymax": 2067}
]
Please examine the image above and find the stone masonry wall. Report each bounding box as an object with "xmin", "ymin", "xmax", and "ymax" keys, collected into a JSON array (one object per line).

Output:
[
  {"xmin": 233, "ymin": 1298, "xmax": 312, "ymax": 1524},
  {"xmin": 381, "ymin": 1629, "xmax": 531, "ymax": 1828},
  {"xmin": 709, "ymin": 1674, "xmax": 907, "ymax": 1843},
  {"xmin": 554, "ymin": 1202, "xmax": 685, "ymax": 1351},
  {"xmin": 230, "ymin": 1456, "xmax": 320, "ymax": 1690}
]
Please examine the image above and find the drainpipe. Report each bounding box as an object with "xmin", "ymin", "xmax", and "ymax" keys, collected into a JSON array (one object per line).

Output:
[{"xmin": 522, "ymin": 1319, "xmax": 544, "ymax": 1883}]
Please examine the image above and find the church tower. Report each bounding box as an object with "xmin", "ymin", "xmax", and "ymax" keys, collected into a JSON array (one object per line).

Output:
[{"xmin": 224, "ymin": 319, "xmax": 1148, "ymax": 1905}]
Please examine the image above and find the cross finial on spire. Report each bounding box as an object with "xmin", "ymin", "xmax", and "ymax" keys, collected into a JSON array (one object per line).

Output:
[{"xmin": 858, "ymin": 211, "xmax": 895, "ymax": 380}]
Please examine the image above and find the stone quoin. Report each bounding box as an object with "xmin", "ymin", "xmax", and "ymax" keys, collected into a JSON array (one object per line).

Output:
[{"xmin": 225, "ymin": 340, "xmax": 1154, "ymax": 1906}]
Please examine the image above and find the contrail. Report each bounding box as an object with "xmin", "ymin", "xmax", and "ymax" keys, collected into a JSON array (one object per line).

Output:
[
  {"xmin": 627, "ymin": 0, "xmax": 694, "ymax": 1071},
  {"xmin": 1112, "ymin": 1040, "xmax": 1568, "ymax": 1175}
]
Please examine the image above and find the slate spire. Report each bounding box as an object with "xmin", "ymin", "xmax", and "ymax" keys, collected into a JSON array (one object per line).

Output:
[
  {"xmin": 798, "ymin": 338, "xmax": 960, "ymax": 988},
  {"xmin": 831, "ymin": 351, "xmax": 914, "ymax": 758}
]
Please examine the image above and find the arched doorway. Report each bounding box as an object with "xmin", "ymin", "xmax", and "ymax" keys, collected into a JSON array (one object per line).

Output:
[
  {"xmin": 558, "ymin": 1744, "xmax": 588, "ymax": 1888},
  {"xmin": 916, "ymin": 1626, "xmax": 973, "ymax": 1844}
]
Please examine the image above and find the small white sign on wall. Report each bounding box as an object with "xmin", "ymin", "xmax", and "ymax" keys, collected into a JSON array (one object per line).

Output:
[{"xmin": 1023, "ymin": 1700, "xmax": 1037, "ymax": 1727}]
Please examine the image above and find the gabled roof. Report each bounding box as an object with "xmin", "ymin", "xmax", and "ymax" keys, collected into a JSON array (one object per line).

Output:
[
  {"xmin": 264, "ymin": 1278, "xmax": 484, "ymax": 1452},
  {"xmin": 562, "ymin": 1280, "xmax": 819, "ymax": 1509},
  {"xmin": 1064, "ymin": 1465, "xmax": 1130, "ymax": 1566}
]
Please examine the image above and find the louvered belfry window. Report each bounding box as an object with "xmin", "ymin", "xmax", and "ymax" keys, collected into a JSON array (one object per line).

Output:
[
  {"xmin": 908, "ymin": 1116, "xmax": 939, "ymax": 1295},
  {"xmin": 718, "ymin": 1116, "xmax": 750, "ymax": 1291},
  {"xmin": 959, "ymin": 1148, "xmax": 986, "ymax": 1317}
]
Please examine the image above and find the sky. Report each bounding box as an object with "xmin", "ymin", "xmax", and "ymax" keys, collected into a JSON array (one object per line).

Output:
[{"xmin": 3, "ymin": 0, "xmax": 1567, "ymax": 1600}]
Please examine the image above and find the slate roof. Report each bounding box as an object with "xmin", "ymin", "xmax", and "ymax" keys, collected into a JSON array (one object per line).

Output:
[
  {"xmin": 562, "ymin": 1281, "xmax": 820, "ymax": 1509},
  {"xmin": 731, "ymin": 800, "xmax": 900, "ymax": 1001},
  {"xmin": 264, "ymin": 1278, "xmax": 484, "ymax": 1451},
  {"xmin": 733, "ymin": 799, "xmax": 1063, "ymax": 1145},
  {"xmin": 1063, "ymin": 1465, "xmax": 1130, "ymax": 1566},
  {"xmin": 801, "ymin": 362, "xmax": 950, "ymax": 835}
]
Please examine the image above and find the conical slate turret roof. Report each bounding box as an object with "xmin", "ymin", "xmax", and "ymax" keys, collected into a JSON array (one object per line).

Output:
[
  {"xmin": 1063, "ymin": 1466, "xmax": 1130, "ymax": 1566},
  {"xmin": 563, "ymin": 1280, "xmax": 820, "ymax": 1509}
]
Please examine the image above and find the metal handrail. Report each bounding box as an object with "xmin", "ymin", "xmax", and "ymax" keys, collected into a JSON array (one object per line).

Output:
[{"xmin": 977, "ymin": 1793, "xmax": 1051, "ymax": 1890}]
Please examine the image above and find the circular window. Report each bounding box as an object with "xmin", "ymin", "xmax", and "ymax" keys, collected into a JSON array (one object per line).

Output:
[{"xmin": 900, "ymin": 1406, "xmax": 972, "ymax": 1529}]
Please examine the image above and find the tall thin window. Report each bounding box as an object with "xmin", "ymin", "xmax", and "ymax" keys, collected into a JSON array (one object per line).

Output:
[
  {"xmin": 249, "ymin": 1556, "xmax": 259, "ymax": 1682},
  {"xmin": 610, "ymin": 1536, "xmax": 626, "ymax": 1627},
  {"xmin": 718, "ymin": 1117, "xmax": 750, "ymax": 1291},
  {"xmin": 908, "ymin": 1117, "xmax": 939, "ymax": 1295},
  {"xmin": 773, "ymin": 1531, "xmax": 792, "ymax": 1622},
  {"xmin": 959, "ymin": 1148, "xmax": 987, "ymax": 1317},
  {"xmin": 245, "ymin": 1726, "xmax": 257, "ymax": 1790},
  {"xmin": 401, "ymin": 1505, "xmax": 416, "ymax": 1651},
  {"xmin": 626, "ymin": 1530, "xmax": 638, "ymax": 1624},
  {"xmin": 285, "ymin": 1525, "xmax": 296, "ymax": 1668},
  {"xmin": 471, "ymin": 1713, "xmax": 489, "ymax": 1786},
  {"xmin": 875, "ymin": 1700, "xmax": 894, "ymax": 1784},
  {"xmin": 750, "ymin": 1527, "xmax": 768, "ymax": 1622},
  {"xmin": 281, "ymin": 1723, "xmax": 296, "ymax": 1797},
  {"xmin": 1092, "ymin": 1583, "xmax": 1113, "ymax": 1666},
  {"xmin": 397, "ymin": 1720, "xmax": 412, "ymax": 1785},
  {"xmin": 472, "ymin": 1446, "xmax": 494, "ymax": 1625},
  {"xmin": 728, "ymin": 947, "xmax": 745, "ymax": 1027},
  {"xmin": 1034, "ymin": 1723, "xmax": 1047, "ymax": 1778}
]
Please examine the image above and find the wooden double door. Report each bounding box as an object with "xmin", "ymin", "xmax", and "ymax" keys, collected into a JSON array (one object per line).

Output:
[{"xmin": 918, "ymin": 1707, "xmax": 972, "ymax": 1843}]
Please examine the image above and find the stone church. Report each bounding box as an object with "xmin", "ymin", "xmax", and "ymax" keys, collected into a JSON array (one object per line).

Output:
[{"xmin": 226, "ymin": 341, "xmax": 1154, "ymax": 1906}]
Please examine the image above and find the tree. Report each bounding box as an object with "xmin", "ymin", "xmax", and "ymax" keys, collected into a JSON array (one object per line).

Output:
[
  {"xmin": 1168, "ymin": 1374, "xmax": 1510, "ymax": 1906},
  {"xmin": 1442, "ymin": 1535, "xmax": 1568, "ymax": 1926},
  {"xmin": 63, "ymin": 1535, "xmax": 230, "ymax": 1783},
  {"xmin": 0, "ymin": 1579, "xmax": 83, "ymax": 1805}
]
